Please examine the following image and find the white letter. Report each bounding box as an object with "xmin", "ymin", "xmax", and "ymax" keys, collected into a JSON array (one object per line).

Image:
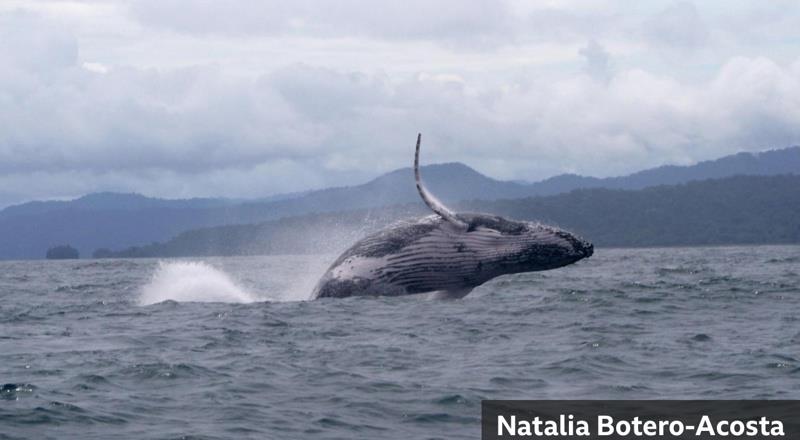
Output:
[
  {"xmin": 598, "ymin": 416, "xmax": 614, "ymax": 436},
  {"xmin": 617, "ymin": 421, "xmax": 631, "ymax": 436},
  {"xmin": 696, "ymin": 416, "xmax": 715, "ymax": 436},
  {"xmin": 544, "ymin": 420, "xmax": 558, "ymax": 436},
  {"xmin": 631, "ymin": 417, "xmax": 643, "ymax": 436},
  {"xmin": 745, "ymin": 420, "xmax": 758, "ymax": 436},
  {"xmin": 533, "ymin": 417, "xmax": 543, "ymax": 436},
  {"xmin": 771, "ymin": 421, "xmax": 785, "ymax": 436},
  {"xmin": 659, "ymin": 420, "xmax": 670, "ymax": 436},
  {"xmin": 717, "ymin": 420, "xmax": 729, "ymax": 436},
  {"xmin": 642, "ymin": 420, "xmax": 656, "ymax": 436},
  {"xmin": 498, "ymin": 415, "xmax": 515, "ymax": 436},
  {"xmin": 669, "ymin": 421, "xmax": 684, "ymax": 436},
  {"xmin": 759, "ymin": 417, "xmax": 769, "ymax": 435},
  {"xmin": 577, "ymin": 421, "xmax": 590, "ymax": 436},
  {"xmin": 518, "ymin": 420, "xmax": 532, "ymax": 436}
]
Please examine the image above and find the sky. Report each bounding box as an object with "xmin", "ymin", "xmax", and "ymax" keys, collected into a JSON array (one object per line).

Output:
[{"xmin": 1, "ymin": 0, "xmax": 800, "ymax": 207}]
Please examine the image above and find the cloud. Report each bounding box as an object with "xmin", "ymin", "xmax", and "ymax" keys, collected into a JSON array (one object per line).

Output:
[
  {"xmin": 129, "ymin": 0, "xmax": 513, "ymax": 46},
  {"xmin": 269, "ymin": 64, "xmax": 390, "ymax": 122},
  {"xmin": 579, "ymin": 40, "xmax": 612, "ymax": 82},
  {"xmin": 644, "ymin": 1, "xmax": 709, "ymax": 51},
  {"xmin": 1, "ymin": 3, "xmax": 800, "ymax": 206},
  {"xmin": 0, "ymin": 10, "xmax": 78, "ymax": 72},
  {"xmin": 0, "ymin": 26, "xmax": 316, "ymax": 176},
  {"xmin": 521, "ymin": 4, "xmax": 631, "ymax": 43},
  {"xmin": 6, "ymin": 48, "xmax": 800, "ymax": 192}
]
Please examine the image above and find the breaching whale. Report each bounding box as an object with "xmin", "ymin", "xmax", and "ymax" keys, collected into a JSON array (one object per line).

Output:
[{"xmin": 311, "ymin": 134, "xmax": 593, "ymax": 299}]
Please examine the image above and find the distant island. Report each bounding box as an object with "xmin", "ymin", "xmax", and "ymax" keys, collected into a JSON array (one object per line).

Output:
[
  {"xmin": 0, "ymin": 146, "xmax": 797, "ymax": 260},
  {"xmin": 46, "ymin": 245, "xmax": 80, "ymax": 260}
]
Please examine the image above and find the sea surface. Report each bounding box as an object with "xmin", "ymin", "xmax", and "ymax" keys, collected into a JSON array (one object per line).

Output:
[{"xmin": 1, "ymin": 246, "xmax": 799, "ymax": 439}]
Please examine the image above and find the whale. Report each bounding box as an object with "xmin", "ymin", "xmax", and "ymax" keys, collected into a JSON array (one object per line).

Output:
[{"xmin": 311, "ymin": 134, "xmax": 593, "ymax": 299}]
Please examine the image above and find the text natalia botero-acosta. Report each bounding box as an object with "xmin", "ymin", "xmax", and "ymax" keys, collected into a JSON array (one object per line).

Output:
[{"xmin": 481, "ymin": 401, "xmax": 799, "ymax": 440}]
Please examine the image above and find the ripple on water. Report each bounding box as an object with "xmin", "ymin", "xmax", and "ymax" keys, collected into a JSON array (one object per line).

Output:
[{"xmin": 117, "ymin": 362, "xmax": 220, "ymax": 381}]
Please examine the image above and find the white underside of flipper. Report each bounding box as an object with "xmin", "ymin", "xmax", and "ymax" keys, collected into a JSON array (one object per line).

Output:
[{"xmin": 414, "ymin": 134, "xmax": 468, "ymax": 230}]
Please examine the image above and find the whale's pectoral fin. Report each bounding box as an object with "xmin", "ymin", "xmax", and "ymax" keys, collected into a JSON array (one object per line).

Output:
[
  {"xmin": 414, "ymin": 133, "xmax": 468, "ymax": 230},
  {"xmin": 427, "ymin": 288, "xmax": 473, "ymax": 300}
]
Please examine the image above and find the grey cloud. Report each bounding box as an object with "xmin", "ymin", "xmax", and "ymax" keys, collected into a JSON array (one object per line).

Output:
[
  {"xmin": 0, "ymin": 11, "xmax": 78, "ymax": 72},
  {"xmin": 2, "ymin": 6, "xmax": 800, "ymax": 207},
  {"xmin": 128, "ymin": 0, "xmax": 644, "ymax": 49},
  {"xmin": 130, "ymin": 0, "xmax": 513, "ymax": 45},
  {"xmin": 579, "ymin": 40, "xmax": 611, "ymax": 82},
  {"xmin": 644, "ymin": 1, "xmax": 709, "ymax": 50},
  {"xmin": 0, "ymin": 29, "xmax": 317, "ymax": 175},
  {"xmin": 4, "ymin": 43, "xmax": 800, "ymax": 203},
  {"xmin": 522, "ymin": 7, "xmax": 633, "ymax": 43},
  {"xmin": 714, "ymin": 2, "xmax": 800, "ymax": 48},
  {"xmin": 269, "ymin": 65, "xmax": 390, "ymax": 122}
]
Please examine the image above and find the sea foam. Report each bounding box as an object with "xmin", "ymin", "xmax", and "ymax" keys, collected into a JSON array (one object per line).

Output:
[{"xmin": 139, "ymin": 261, "xmax": 255, "ymax": 305}]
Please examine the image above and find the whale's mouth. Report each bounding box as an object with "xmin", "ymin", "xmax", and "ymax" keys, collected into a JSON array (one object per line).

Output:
[
  {"xmin": 583, "ymin": 242, "xmax": 594, "ymax": 258},
  {"xmin": 556, "ymin": 230, "xmax": 593, "ymax": 260}
]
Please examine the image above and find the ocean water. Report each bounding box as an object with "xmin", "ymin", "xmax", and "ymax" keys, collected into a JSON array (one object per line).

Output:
[{"xmin": 1, "ymin": 246, "xmax": 799, "ymax": 439}]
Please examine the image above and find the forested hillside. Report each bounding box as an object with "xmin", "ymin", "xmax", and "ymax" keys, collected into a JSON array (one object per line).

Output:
[{"xmin": 99, "ymin": 174, "xmax": 800, "ymax": 258}]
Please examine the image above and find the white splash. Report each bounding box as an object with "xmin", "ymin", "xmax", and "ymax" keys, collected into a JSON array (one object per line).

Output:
[{"xmin": 139, "ymin": 261, "xmax": 256, "ymax": 305}]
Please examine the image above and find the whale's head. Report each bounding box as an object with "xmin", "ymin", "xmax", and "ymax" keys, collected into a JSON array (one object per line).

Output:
[
  {"xmin": 456, "ymin": 213, "xmax": 593, "ymax": 275},
  {"xmin": 413, "ymin": 133, "xmax": 593, "ymax": 278}
]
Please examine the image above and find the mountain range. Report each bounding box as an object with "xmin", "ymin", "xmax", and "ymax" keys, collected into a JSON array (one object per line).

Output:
[
  {"xmin": 101, "ymin": 174, "xmax": 800, "ymax": 258},
  {"xmin": 0, "ymin": 146, "xmax": 798, "ymax": 259}
]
